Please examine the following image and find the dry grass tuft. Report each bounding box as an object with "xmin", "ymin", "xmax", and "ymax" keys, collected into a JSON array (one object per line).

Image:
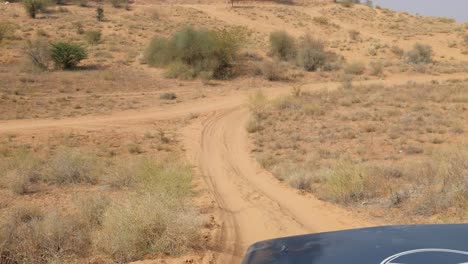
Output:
[
  {"xmin": 0, "ymin": 205, "xmax": 92, "ymax": 263},
  {"xmin": 47, "ymin": 147, "xmax": 98, "ymax": 185},
  {"xmin": 97, "ymin": 194, "xmax": 201, "ymax": 262}
]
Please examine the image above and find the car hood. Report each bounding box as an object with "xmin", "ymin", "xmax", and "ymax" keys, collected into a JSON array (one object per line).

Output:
[{"xmin": 242, "ymin": 224, "xmax": 468, "ymax": 264}]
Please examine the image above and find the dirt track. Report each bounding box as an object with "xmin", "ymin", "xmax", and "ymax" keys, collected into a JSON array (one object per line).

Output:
[
  {"xmin": 1, "ymin": 74, "xmax": 465, "ymax": 263},
  {"xmin": 183, "ymin": 107, "xmax": 372, "ymax": 263}
]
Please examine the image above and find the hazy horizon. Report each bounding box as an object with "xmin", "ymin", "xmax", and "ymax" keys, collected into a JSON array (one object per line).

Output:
[{"xmin": 373, "ymin": 0, "xmax": 468, "ymax": 22}]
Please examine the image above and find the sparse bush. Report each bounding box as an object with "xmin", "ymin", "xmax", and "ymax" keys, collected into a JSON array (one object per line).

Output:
[
  {"xmin": 165, "ymin": 61, "xmax": 196, "ymax": 80},
  {"xmin": 261, "ymin": 60, "xmax": 286, "ymax": 81},
  {"xmin": 269, "ymin": 30, "xmax": 296, "ymax": 61},
  {"xmin": 313, "ymin": 16, "xmax": 329, "ymax": 25},
  {"xmin": 110, "ymin": 0, "xmax": 127, "ymax": 8},
  {"xmin": 344, "ymin": 61, "xmax": 365, "ymax": 75},
  {"xmin": 5, "ymin": 169, "xmax": 36, "ymax": 195},
  {"xmin": 391, "ymin": 45, "xmax": 404, "ymax": 57},
  {"xmin": 0, "ymin": 21, "xmax": 17, "ymax": 43},
  {"xmin": 47, "ymin": 147, "xmax": 98, "ymax": 184},
  {"xmin": 248, "ymin": 90, "xmax": 268, "ymax": 118},
  {"xmin": 77, "ymin": 194, "xmax": 110, "ymax": 227},
  {"xmin": 348, "ymin": 30, "xmax": 360, "ymax": 41},
  {"xmin": 104, "ymin": 161, "xmax": 137, "ymax": 188},
  {"xmin": 405, "ymin": 43, "xmax": 433, "ymax": 64},
  {"xmin": 322, "ymin": 161, "xmax": 371, "ymax": 204},
  {"xmin": 246, "ymin": 118, "xmax": 263, "ymax": 133},
  {"xmin": 409, "ymin": 147, "xmax": 468, "ymax": 215},
  {"xmin": 97, "ymin": 194, "xmax": 201, "ymax": 262},
  {"xmin": 145, "ymin": 27, "xmax": 243, "ymax": 80},
  {"xmin": 22, "ymin": 0, "xmax": 49, "ymax": 18},
  {"xmin": 36, "ymin": 28, "xmax": 47, "ymax": 37},
  {"xmin": 271, "ymin": 162, "xmax": 317, "ymax": 191},
  {"xmin": 144, "ymin": 37, "xmax": 169, "ymax": 66},
  {"xmin": 73, "ymin": 22, "xmax": 84, "ymax": 35},
  {"xmin": 0, "ymin": 205, "xmax": 92, "ymax": 263},
  {"xmin": 135, "ymin": 159, "xmax": 193, "ymax": 197},
  {"xmin": 85, "ymin": 30, "xmax": 101, "ymax": 45},
  {"xmin": 1, "ymin": 152, "xmax": 42, "ymax": 195},
  {"xmin": 339, "ymin": 0, "xmax": 356, "ymax": 8},
  {"xmin": 296, "ymin": 34, "xmax": 327, "ymax": 71},
  {"xmin": 23, "ymin": 38, "xmax": 51, "ymax": 70},
  {"xmin": 97, "ymin": 158, "xmax": 199, "ymax": 262},
  {"xmin": 369, "ymin": 60, "xmax": 383, "ymax": 76},
  {"xmin": 160, "ymin": 92, "xmax": 177, "ymax": 100},
  {"xmin": 50, "ymin": 42, "xmax": 87, "ymax": 69}
]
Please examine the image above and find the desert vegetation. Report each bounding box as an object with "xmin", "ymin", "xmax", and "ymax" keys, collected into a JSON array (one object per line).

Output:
[
  {"xmin": 269, "ymin": 30, "xmax": 339, "ymax": 73},
  {"xmin": 0, "ymin": 135, "xmax": 202, "ymax": 263},
  {"xmin": 2, "ymin": 0, "xmax": 468, "ymax": 260},
  {"xmin": 248, "ymin": 80, "xmax": 468, "ymax": 222},
  {"xmin": 144, "ymin": 27, "xmax": 245, "ymax": 80}
]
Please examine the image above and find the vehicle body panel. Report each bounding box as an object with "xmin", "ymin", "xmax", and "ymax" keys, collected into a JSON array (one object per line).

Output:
[{"xmin": 242, "ymin": 224, "xmax": 468, "ymax": 264}]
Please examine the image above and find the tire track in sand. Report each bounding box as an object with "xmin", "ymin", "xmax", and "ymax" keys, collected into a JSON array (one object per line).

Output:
[{"xmin": 183, "ymin": 107, "xmax": 372, "ymax": 263}]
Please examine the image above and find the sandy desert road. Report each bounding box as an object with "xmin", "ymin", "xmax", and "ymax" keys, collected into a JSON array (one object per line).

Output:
[
  {"xmin": 1, "ymin": 74, "xmax": 465, "ymax": 263},
  {"xmin": 183, "ymin": 107, "xmax": 372, "ymax": 263}
]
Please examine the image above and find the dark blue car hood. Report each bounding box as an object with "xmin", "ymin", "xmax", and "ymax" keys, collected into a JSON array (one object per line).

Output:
[{"xmin": 242, "ymin": 224, "xmax": 468, "ymax": 264}]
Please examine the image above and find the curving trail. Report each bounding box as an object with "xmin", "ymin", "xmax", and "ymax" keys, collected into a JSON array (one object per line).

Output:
[{"xmin": 183, "ymin": 107, "xmax": 371, "ymax": 263}]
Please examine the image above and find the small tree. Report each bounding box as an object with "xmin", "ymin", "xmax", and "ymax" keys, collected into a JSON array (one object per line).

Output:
[
  {"xmin": 50, "ymin": 42, "xmax": 87, "ymax": 69},
  {"xmin": 22, "ymin": 0, "xmax": 48, "ymax": 18},
  {"xmin": 96, "ymin": 7, "xmax": 104, "ymax": 22}
]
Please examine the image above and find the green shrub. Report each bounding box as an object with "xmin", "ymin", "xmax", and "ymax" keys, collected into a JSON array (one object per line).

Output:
[
  {"xmin": 405, "ymin": 43, "xmax": 432, "ymax": 64},
  {"xmin": 85, "ymin": 30, "xmax": 101, "ymax": 45},
  {"xmin": 269, "ymin": 30, "xmax": 296, "ymax": 60},
  {"xmin": 296, "ymin": 34, "xmax": 327, "ymax": 71},
  {"xmin": 344, "ymin": 61, "xmax": 365, "ymax": 75},
  {"xmin": 22, "ymin": 0, "xmax": 49, "ymax": 18},
  {"xmin": 50, "ymin": 42, "xmax": 87, "ymax": 69},
  {"xmin": 144, "ymin": 27, "xmax": 243, "ymax": 80},
  {"xmin": 23, "ymin": 38, "xmax": 51, "ymax": 70}
]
